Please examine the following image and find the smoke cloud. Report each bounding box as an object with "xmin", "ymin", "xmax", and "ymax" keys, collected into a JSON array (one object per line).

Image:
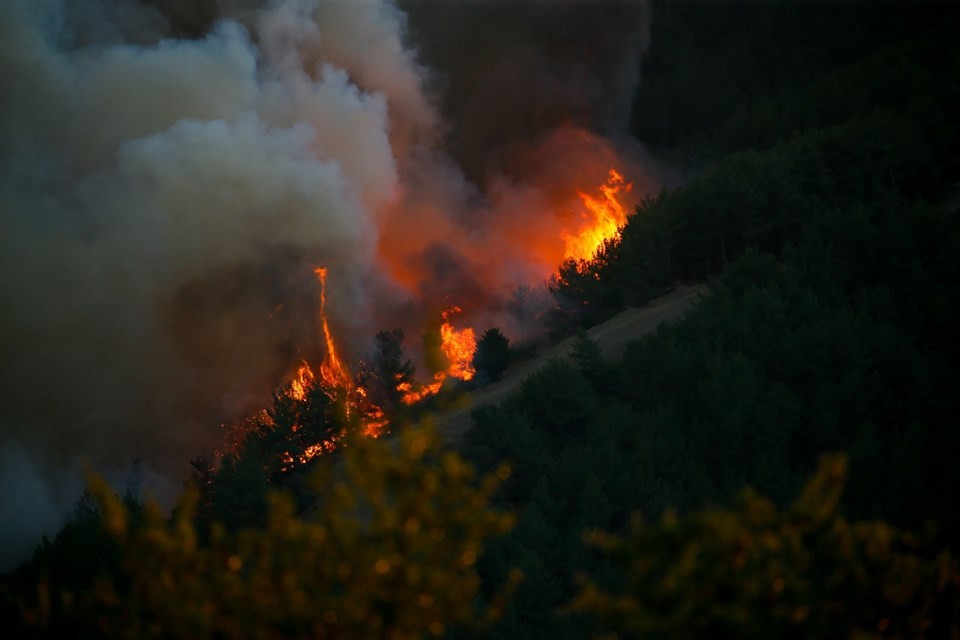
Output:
[{"xmin": 0, "ymin": 0, "xmax": 655, "ymax": 569}]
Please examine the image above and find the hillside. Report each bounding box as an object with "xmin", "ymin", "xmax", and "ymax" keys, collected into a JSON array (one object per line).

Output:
[{"xmin": 436, "ymin": 284, "xmax": 706, "ymax": 443}]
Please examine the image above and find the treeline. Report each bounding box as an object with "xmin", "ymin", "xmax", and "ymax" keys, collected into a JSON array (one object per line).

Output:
[{"xmin": 463, "ymin": 7, "xmax": 960, "ymax": 638}]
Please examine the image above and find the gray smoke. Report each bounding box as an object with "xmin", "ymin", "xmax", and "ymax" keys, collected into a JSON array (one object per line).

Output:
[
  {"xmin": 0, "ymin": 0, "xmax": 436, "ymax": 568},
  {"xmin": 0, "ymin": 0, "xmax": 654, "ymax": 570}
]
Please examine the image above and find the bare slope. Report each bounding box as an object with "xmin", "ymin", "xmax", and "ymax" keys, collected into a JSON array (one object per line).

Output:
[{"xmin": 435, "ymin": 284, "xmax": 707, "ymax": 443}]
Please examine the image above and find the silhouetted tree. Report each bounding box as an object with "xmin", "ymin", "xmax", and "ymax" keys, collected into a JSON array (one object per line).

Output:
[
  {"xmin": 473, "ymin": 328, "xmax": 511, "ymax": 383},
  {"xmin": 364, "ymin": 329, "xmax": 416, "ymax": 407},
  {"xmin": 570, "ymin": 330, "xmax": 606, "ymax": 386},
  {"xmin": 210, "ymin": 441, "xmax": 270, "ymax": 531}
]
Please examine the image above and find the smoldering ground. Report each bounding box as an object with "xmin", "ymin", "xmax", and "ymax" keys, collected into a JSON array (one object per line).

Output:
[{"xmin": 0, "ymin": 0, "xmax": 655, "ymax": 569}]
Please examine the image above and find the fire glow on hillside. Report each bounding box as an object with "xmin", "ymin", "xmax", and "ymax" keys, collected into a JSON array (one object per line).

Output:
[{"xmin": 257, "ymin": 167, "xmax": 635, "ymax": 462}]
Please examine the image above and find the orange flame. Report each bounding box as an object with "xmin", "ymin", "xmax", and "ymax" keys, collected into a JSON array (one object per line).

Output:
[
  {"xmin": 314, "ymin": 267, "xmax": 351, "ymax": 390},
  {"xmin": 312, "ymin": 267, "xmax": 388, "ymax": 437},
  {"xmin": 562, "ymin": 168, "xmax": 633, "ymax": 262},
  {"xmin": 288, "ymin": 361, "xmax": 315, "ymax": 402},
  {"xmin": 439, "ymin": 306, "xmax": 476, "ymax": 381},
  {"xmin": 398, "ymin": 377, "xmax": 444, "ymax": 406},
  {"xmin": 226, "ymin": 167, "xmax": 636, "ymax": 459},
  {"xmin": 399, "ymin": 306, "xmax": 476, "ymax": 405},
  {"xmin": 238, "ymin": 269, "xmax": 390, "ymax": 468}
]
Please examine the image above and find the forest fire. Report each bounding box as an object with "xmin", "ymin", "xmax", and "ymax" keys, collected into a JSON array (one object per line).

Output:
[
  {"xmin": 283, "ymin": 168, "xmax": 632, "ymax": 428},
  {"xmin": 562, "ymin": 169, "xmax": 633, "ymax": 262},
  {"xmin": 227, "ymin": 167, "xmax": 634, "ymax": 464}
]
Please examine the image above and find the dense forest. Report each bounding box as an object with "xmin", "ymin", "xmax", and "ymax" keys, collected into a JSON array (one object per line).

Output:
[{"xmin": 5, "ymin": 1, "xmax": 960, "ymax": 637}]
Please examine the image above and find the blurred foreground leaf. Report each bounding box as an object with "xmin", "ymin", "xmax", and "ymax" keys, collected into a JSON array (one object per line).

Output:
[
  {"xmin": 572, "ymin": 455, "xmax": 960, "ymax": 639},
  {"xmin": 41, "ymin": 423, "xmax": 515, "ymax": 639}
]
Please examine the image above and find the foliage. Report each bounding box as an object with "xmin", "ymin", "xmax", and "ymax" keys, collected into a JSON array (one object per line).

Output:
[
  {"xmin": 570, "ymin": 331, "xmax": 605, "ymax": 387},
  {"xmin": 187, "ymin": 456, "xmax": 215, "ymax": 535},
  {"xmin": 572, "ymin": 455, "xmax": 960, "ymax": 639},
  {"xmin": 469, "ymin": 207, "xmax": 960, "ymax": 634},
  {"xmin": 630, "ymin": 0, "xmax": 952, "ymax": 159},
  {"xmin": 209, "ymin": 440, "xmax": 272, "ymax": 531},
  {"xmin": 473, "ymin": 328, "xmax": 511, "ymax": 383},
  {"xmin": 15, "ymin": 424, "xmax": 517, "ymax": 639},
  {"xmin": 1, "ymin": 490, "xmax": 143, "ymax": 638},
  {"xmin": 360, "ymin": 329, "xmax": 417, "ymax": 408}
]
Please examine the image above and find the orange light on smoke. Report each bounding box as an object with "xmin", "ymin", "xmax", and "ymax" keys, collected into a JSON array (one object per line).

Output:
[{"xmin": 226, "ymin": 165, "xmax": 637, "ymax": 459}]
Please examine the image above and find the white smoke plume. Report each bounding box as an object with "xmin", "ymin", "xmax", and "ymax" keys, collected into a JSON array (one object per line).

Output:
[{"xmin": 0, "ymin": 0, "xmax": 655, "ymax": 569}]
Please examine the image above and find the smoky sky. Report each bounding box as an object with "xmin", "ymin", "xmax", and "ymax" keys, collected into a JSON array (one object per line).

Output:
[
  {"xmin": 0, "ymin": 0, "xmax": 654, "ymax": 569},
  {"xmin": 401, "ymin": 0, "xmax": 651, "ymax": 184}
]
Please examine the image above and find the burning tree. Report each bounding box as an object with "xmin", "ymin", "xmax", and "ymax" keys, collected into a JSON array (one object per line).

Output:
[
  {"xmin": 398, "ymin": 307, "xmax": 478, "ymax": 406},
  {"xmin": 561, "ymin": 168, "xmax": 633, "ymax": 263}
]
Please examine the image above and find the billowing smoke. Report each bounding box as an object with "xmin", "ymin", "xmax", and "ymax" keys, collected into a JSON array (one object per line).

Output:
[{"xmin": 0, "ymin": 0, "xmax": 656, "ymax": 568}]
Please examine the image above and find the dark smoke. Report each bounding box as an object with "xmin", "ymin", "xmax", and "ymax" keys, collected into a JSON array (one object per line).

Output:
[{"xmin": 400, "ymin": 0, "xmax": 651, "ymax": 184}]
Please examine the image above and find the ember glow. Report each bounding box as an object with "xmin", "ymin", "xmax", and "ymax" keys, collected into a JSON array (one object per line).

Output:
[{"xmin": 562, "ymin": 169, "xmax": 634, "ymax": 262}]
